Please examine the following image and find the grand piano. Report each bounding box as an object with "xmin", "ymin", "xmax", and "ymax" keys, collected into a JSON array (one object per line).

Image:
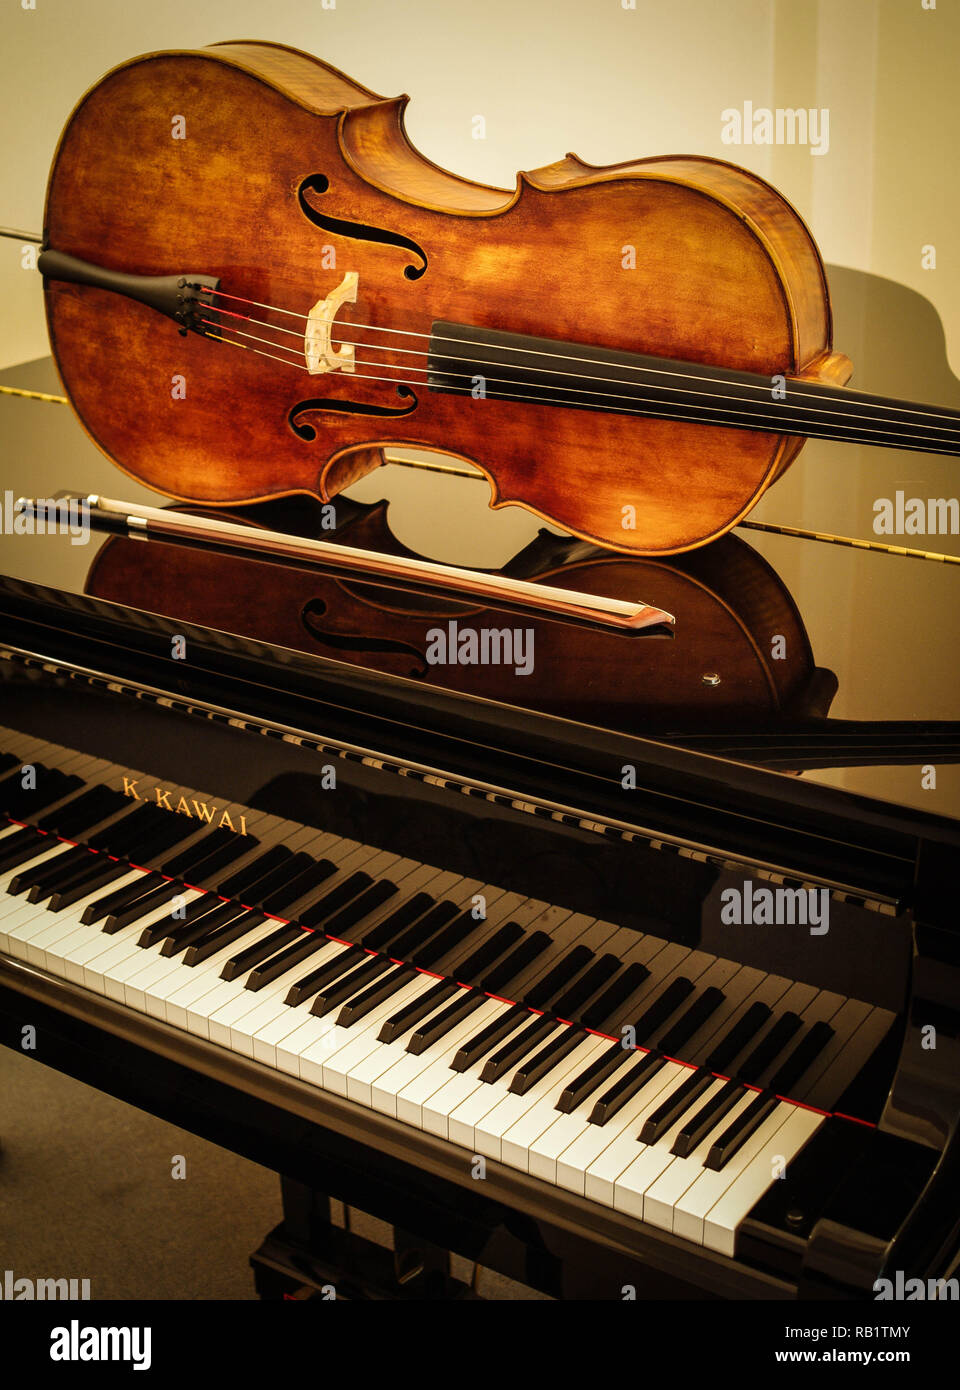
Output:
[{"xmin": 2, "ymin": 336, "xmax": 960, "ymax": 1302}]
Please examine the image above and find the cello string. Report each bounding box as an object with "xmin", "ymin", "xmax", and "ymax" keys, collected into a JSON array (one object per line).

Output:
[
  {"xmin": 197, "ymin": 286, "xmax": 960, "ymax": 432},
  {"xmin": 200, "ymin": 318, "xmax": 960, "ymax": 450},
  {"xmin": 199, "ymin": 322, "xmax": 960, "ymax": 455},
  {"xmin": 204, "ymin": 304, "xmax": 960, "ymax": 440}
]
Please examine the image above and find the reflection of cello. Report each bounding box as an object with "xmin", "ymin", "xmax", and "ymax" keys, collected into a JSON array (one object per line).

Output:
[{"xmin": 85, "ymin": 492, "xmax": 960, "ymax": 769}]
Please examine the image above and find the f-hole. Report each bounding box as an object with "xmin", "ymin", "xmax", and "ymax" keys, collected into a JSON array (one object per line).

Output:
[
  {"xmin": 301, "ymin": 598, "xmax": 429, "ymax": 678},
  {"xmin": 298, "ymin": 174, "xmax": 428, "ymax": 281}
]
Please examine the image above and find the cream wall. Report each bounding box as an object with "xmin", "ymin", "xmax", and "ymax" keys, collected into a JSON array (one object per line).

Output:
[{"xmin": 1, "ymin": 0, "xmax": 956, "ymax": 372}]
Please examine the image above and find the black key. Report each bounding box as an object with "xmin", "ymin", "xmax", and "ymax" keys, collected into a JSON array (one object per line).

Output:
[
  {"xmin": 138, "ymin": 892, "xmax": 223, "ymax": 947},
  {"xmin": 703, "ymin": 1001, "xmax": 772, "ymax": 1074},
  {"xmin": 87, "ymin": 803, "xmax": 158, "ymax": 855},
  {"xmin": 11, "ymin": 845, "xmax": 88, "ymax": 895},
  {"xmin": 323, "ymin": 880, "xmax": 398, "ymax": 939},
  {"xmin": 303, "ymin": 947, "xmax": 374, "ymax": 1009},
  {"xmin": 556, "ymin": 1036, "xmax": 636, "ymax": 1113},
  {"xmin": 111, "ymin": 810, "xmax": 202, "ymax": 867},
  {"xmin": 220, "ymin": 923, "xmax": 304, "ymax": 982},
  {"xmin": 670, "ymin": 1077, "xmax": 743, "ymax": 1158},
  {"xmin": 704, "ymin": 1089, "xmax": 780, "ymax": 1170},
  {"xmin": 588, "ymin": 1050, "xmax": 666, "ymax": 1125},
  {"xmin": 185, "ymin": 835, "xmax": 265, "ymax": 890},
  {"xmin": 52, "ymin": 786, "xmax": 128, "ymax": 837},
  {"xmin": 410, "ymin": 910, "xmax": 477, "ymax": 969},
  {"xmin": 82, "ymin": 871, "xmax": 165, "ymax": 926},
  {"xmin": 525, "ymin": 945, "xmax": 594, "ymax": 1010},
  {"xmin": 508, "ymin": 1026, "xmax": 588, "ymax": 1095},
  {"xmin": 103, "ymin": 879, "xmax": 188, "ymax": 934},
  {"xmin": 299, "ymin": 872, "xmax": 373, "ymax": 930},
  {"xmin": 377, "ymin": 980, "xmax": 459, "ymax": 1043},
  {"xmin": 551, "ymin": 954, "xmax": 621, "ymax": 1022},
  {"xmin": 159, "ymin": 901, "xmax": 248, "ymax": 957},
  {"xmin": 479, "ymin": 1015, "xmax": 556, "ymax": 1083},
  {"xmin": 656, "ymin": 985, "xmax": 725, "ymax": 1056},
  {"xmin": 638, "ymin": 1066, "xmax": 715, "ymax": 1144},
  {"xmin": 0, "ymin": 752, "xmax": 17, "ymax": 774},
  {"xmin": 386, "ymin": 900, "xmax": 460, "ymax": 960},
  {"xmin": 357, "ymin": 892, "xmax": 435, "ymax": 951},
  {"xmin": 334, "ymin": 965, "xmax": 416, "ymax": 1026},
  {"xmin": 261, "ymin": 857, "xmax": 336, "ymax": 916},
  {"xmin": 183, "ymin": 911, "xmax": 266, "ymax": 966},
  {"xmin": 22, "ymin": 839, "xmax": 111, "ymax": 895},
  {"xmin": 582, "ymin": 960, "xmax": 651, "ymax": 1030},
  {"xmin": 0, "ymin": 827, "xmax": 39, "ymax": 871},
  {"xmin": 48, "ymin": 859, "xmax": 131, "ymax": 912},
  {"xmin": 217, "ymin": 845, "xmax": 294, "ymax": 901},
  {"xmin": 767, "ymin": 1021, "xmax": 834, "ymax": 1095},
  {"xmin": 162, "ymin": 827, "xmax": 250, "ymax": 880},
  {"xmin": 632, "ymin": 976, "xmax": 695, "ymax": 1045},
  {"xmin": 0, "ymin": 830, "xmax": 64, "ymax": 874},
  {"xmin": 0, "ymin": 768, "xmax": 81, "ymax": 818},
  {"xmin": 308, "ymin": 954, "xmax": 396, "ymax": 1018},
  {"xmin": 29, "ymin": 850, "xmax": 112, "ymax": 903},
  {"xmin": 450, "ymin": 921, "xmax": 524, "ymax": 986},
  {"xmin": 35, "ymin": 784, "xmax": 118, "ymax": 835},
  {"xmin": 452, "ymin": 1003, "xmax": 529, "ymax": 1072},
  {"xmin": 236, "ymin": 853, "xmax": 316, "ymax": 912},
  {"xmin": 480, "ymin": 929, "xmax": 550, "ymax": 995},
  {"xmin": 286, "ymin": 944, "xmax": 367, "ymax": 1007},
  {"xmin": 738, "ymin": 1012, "xmax": 803, "ymax": 1084},
  {"xmin": 405, "ymin": 989, "xmax": 485, "ymax": 1055}
]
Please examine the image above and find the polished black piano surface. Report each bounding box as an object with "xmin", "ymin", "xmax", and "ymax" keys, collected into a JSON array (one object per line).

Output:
[{"xmin": 1, "ymin": 338, "xmax": 959, "ymax": 1301}]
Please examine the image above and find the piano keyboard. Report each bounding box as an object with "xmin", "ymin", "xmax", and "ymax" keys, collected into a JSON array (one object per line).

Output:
[{"xmin": 0, "ymin": 727, "xmax": 895, "ymax": 1260}]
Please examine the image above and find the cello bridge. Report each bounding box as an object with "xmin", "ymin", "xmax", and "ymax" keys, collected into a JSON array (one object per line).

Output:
[{"xmin": 305, "ymin": 271, "xmax": 359, "ymax": 374}]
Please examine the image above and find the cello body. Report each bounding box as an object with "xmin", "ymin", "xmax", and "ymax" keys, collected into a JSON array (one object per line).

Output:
[{"xmin": 43, "ymin": 40, "xmax": 852, "ymax": 554}]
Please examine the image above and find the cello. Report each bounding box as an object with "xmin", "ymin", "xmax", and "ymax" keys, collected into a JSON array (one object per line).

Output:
[{"xmin": 37, "ymin": 40, "xmax": 960, "ymax": 555}]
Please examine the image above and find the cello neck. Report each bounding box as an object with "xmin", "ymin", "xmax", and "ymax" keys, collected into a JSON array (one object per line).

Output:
[{"xmin": 427, "ymin": 321, "xmax": 960, "ymax": 457}]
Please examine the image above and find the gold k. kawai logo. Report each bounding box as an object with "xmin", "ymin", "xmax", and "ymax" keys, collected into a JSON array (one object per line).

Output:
[{"xmin": 121, "ymin": 777, "xmax": 248, "ymax": 835}]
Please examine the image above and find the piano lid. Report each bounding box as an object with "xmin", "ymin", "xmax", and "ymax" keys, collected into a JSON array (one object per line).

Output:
[{"xmin": 2, "ymin": 279, "xmax": 959, "ymax": 826}]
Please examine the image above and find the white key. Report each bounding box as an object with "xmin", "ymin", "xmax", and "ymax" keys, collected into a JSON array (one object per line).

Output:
[
  {"xmin": 555, "ymin": 1059, "xmax": 680, "ymax": 1194},
  {"xmin": 583, "ymin": 1067, "xmax": 697, "ymax": 1205},
  {"xmin": 19, "ymin": 872, "xmax": 144, "ymax": 966},
  {"xmin": 641, "ymin": 1091, "xmax": 756, "ymax": 1232},
  {"xmin": 164, "ymin": 919, "xmax": 282, "ymax": 1029},
  {"xmin": 702, "ymin": 1104, "xmax": 824, "ymax": 1255},
  {"xmin": 228, "ymin": 861, "xmax": 447, "ymax": 1055},
  {"xmin": 422, "ymin": 1010, "xmax": 534, "ymax": 1139},
  {"xmin": 315, "ymin": 973, "xmax": 442, "ymax": 1092},
  {"xmin": 0, "ymin": 842, "xmax": 74, "ymax": 896},
  {"xmin": 222, "ymin": 941, "xmax": 351, "ymax": 1053},
  {"xmin": 83, "ymin": 893, "xmax": 203, "ymax": 997},
  {"xmin": 673, "ymin": 1100, "xmax": 805, "ymax": 1245},
  {"xmin": 527, "ymin": 1042, "xmax": 641, "ymax": 1182},
  {"xmin": 613, "ymin": 1076, "xmax": 734, "ymax": 1220},
  {"xmin": 311, "ymin": 881, "xmax": 528, "ymax": 1093},
  {"xmin": 378, "ymin": 998, "xmax": 509, "ymax": 1120},
  {"xmin": 447, "ymin": 1019, "xmax": 567, "ymax": 1153},
  {"xmin": 499, "ymin": 1035, "xmax": 611, "ymax": 1170}
]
